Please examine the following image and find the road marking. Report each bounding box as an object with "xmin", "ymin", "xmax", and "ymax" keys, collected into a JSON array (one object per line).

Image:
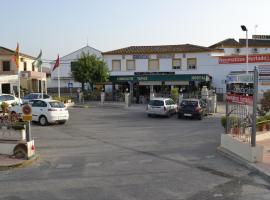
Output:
[
  {"xmin": 114, "ymin": 161, "xmax": 129, "ymax": 165},
  {"xmin": 86, "ymin": 162, "xmax": 102, "ymax": 167},
  {"xmin": 139, "ymin": 159, "xmax": 153, "ymax": 164},
  {"xmin": 205, "ymin": 155, "xmax": 216, "ymax": 159},
  {"xmin": 56, "ymin": 164, "xmax": 73, "ymax": 169}
]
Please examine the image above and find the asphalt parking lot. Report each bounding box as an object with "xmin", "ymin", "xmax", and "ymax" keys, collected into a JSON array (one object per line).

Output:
[{"xmin": 0, "ymin": 106, "xmax": 270, "ymax": 200}]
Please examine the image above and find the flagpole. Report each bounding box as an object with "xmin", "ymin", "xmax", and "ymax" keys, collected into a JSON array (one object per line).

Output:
[
  {"xmin": 58, "ymin": 66, "xmax": 60, "ymax": 98},
  {"xmin": 41, "ymin": 66, "xmax": 43, "ymax": 99},
  {"xmin": 18, "ymin": 68, "xmax": 20, "ymax": 103}
]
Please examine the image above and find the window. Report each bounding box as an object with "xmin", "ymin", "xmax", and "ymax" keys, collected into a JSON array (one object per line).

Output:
[
  {"xmin": 187, "ymin": 58, "xmax": 197, "ymax": 70},
  {"xmin": 149, "ymin": 100, "xmax": 164, "ymax": 106},
  {"xmin": 112, "ymin": 60, "xmax": 121, "ymax": 71},
  {"xmin": 148, "ymin": 59, "xmax": 159, "ymax": 71},
  {"xmin": 2, "ymin": 61, "xmax": 11, "ymax": 71},
  {"xmin": 172, "ymin": 59, "xmax": 181, "ymax": 70},
  {"xmin": 126, "ymin": 60, "xmax": 135, "ymax": 70},
  {"xmin": 24, "ymin": 62, "xmax": 27, "ymax": 71},
  {"xmin": 5, "ymin": 95, "xmax": 15, "ymax": 101},
  {"xmin": 252, "ymin": 48, "xmax": 259, "ymax": 53},
  {"xmin": 32, "ymin": 100, "xmax": 47, "ymax": 107},
  {"xmin": 32, "ymin": 63, "xmax": 35, "ymax": 71}
]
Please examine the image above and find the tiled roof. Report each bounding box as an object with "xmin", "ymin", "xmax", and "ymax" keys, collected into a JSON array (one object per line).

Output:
[
  {"xmin": 102, "ymin": 44, "xmax": 221, "ymax": 55},
  {"xmin": 209, "ymin": 38, "xmax": 241, "ymax": 48},
  {"xmin": 0, "ymin": 46, "xmax": 35, "ymax": 59},
  {"xmin": 239, "ymin": 39, "xmax": 270, "ymax": 47}
]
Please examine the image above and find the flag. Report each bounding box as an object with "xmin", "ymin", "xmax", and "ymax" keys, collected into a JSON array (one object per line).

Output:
[
  {"xmin": 32, "ymin": 50, "xmax": 42, "ymax": 69},
  {"xmin": 52, "ymin": 54, "xmax": 60, "ymax": 71},
  {"xmin": 14, "ymin": 43, "xmax": 19, "ymax": 68}
]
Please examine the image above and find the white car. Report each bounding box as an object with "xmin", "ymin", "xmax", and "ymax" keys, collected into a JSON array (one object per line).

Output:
[
  {"xmin": 22, "ymin": 93, "xmax": 52, "ymax": 103},
  {"xmin": 146, "ymin": 98, "xmax": 178, "ymax": 117},
  {"xmin": 10, "ymin": 99, "xmax": 69, "ymax": 126},
  {"xmin": 0, "ymin": 94, "xmax": 21, "ymax": 111}
]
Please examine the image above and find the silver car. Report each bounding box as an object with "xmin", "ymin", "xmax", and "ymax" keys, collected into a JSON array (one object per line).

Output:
[{"xmin": 146, "ymin": 98, "xmax": 178, "ymax": 117}]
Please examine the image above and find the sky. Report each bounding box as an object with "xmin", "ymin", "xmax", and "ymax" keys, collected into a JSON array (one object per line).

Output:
[{"xmin": 1, "ymin": 0, "xmax": 270, "ymax": 61}]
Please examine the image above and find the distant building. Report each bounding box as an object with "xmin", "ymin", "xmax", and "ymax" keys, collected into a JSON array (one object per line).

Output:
[
  {"xmin": 0, "ymin": 46, "xmax": 47, "ymax": 95},
  {"xmin": 48, "ymin": 45, "xmax": 101, "ymax": 93}
]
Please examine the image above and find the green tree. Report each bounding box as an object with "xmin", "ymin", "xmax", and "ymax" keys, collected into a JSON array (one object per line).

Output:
[{"xmin": 71, "ymin": 52, "xmax": 109, "ymax": 91}]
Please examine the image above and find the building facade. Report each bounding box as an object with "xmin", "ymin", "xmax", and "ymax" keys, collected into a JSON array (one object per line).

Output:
[
  {"xmin": 103, "ymin": 36, "xmax": 270, "ymax": 102},
  {"xmin": 48, "ymin": 45, "xmax": 101, "ymax": 93},
  {"xmin": 102, "ymin": 44, "xmax": 222, "ymax": 102},
  {"xmin": 0, "ymin": 46, "xmax": 47, "ymax": 95}
]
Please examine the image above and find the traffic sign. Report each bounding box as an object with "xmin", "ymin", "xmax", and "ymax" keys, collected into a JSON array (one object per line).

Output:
[
  {"xmin": 22, "ymin": 104, "xmax": 32, "ymax": 115},
  {"xmin": 22, "ymin": 115, "xmax": 32, "ymax": 122},
  {"xmin": 68, "ymin": 82, "xmax": 73, "ymax": 88}
]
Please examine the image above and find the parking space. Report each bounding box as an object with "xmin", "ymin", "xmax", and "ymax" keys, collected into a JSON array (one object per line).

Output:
[{"xmin": 0, "ymin": 107, "xmax": 270, "ymax": 200}]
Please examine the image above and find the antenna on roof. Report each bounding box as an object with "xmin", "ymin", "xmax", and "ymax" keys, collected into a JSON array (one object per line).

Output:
[{"xmin": 254, "ymin": 24, "xmax": 258, "ymax": 36}]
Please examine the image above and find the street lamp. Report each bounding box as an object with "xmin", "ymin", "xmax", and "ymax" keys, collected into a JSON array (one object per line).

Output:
[{"xmin": 241, "ymin": 25, "xmax": 249, "ymax": 74}]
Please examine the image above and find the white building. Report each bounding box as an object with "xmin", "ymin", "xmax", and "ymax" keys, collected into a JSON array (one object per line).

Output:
[
  {"xmin": 102, "ymin": 44, "xmax": 223, "ymax": 101},
  {"xmin": 0, "ymin": 46, "xmax": 47, "ymax": 95},
  {"xmin": 48, "ymin": 45, "xmax": 101, "ymax": 92},
  {"xmin": 102, "ymin": 37, "xmax": 270, "ymax": 101}
]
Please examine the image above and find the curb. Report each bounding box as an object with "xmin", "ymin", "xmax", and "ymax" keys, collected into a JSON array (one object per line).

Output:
[
  {"xmin": 0, "ymin": 155, "xmax": 39, "ymax": 171},
  {"xmin": 217, "ymin": 146, "xmax": 270, "ymax": 181}
]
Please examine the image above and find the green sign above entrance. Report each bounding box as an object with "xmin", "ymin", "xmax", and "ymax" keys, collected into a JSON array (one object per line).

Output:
[{"xmin": 110, "ymin": 74, "xmax": 210, "ymax": 83}]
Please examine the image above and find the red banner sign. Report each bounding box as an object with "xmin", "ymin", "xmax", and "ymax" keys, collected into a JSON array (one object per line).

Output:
[
  {"xmin": 226, "ymin": 94, "xmax": 253, "ymax": 105},
  {"xmin": 219, "ymin": 54, "xmax": 270, "ymax": 64}
]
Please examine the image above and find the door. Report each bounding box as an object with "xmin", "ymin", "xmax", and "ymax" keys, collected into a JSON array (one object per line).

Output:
[
  {"xmin": 1, "ymin": 83, "xmax": 11, "ymax": 94},
  {"xmin": 31, "ymin": 100, "xmax": 47, "ymax": 121}
]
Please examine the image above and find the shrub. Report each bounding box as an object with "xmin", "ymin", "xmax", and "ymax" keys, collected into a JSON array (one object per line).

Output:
[
  {"xmin": 171, "ymin": 88, "xmax": 179, "ymax": 103},
  {"xmin": 260, "ymin": 90, "xmax": 270, "ymax": 115},
  {"xmin": 52, "ymin": 96, "xmax": 72, "ymax": 103}
]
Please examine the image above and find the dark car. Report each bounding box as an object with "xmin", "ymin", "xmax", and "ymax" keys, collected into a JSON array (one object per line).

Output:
[{"xmin": 178, "ymin": 99, "xmax": 208, "ymax": 120}]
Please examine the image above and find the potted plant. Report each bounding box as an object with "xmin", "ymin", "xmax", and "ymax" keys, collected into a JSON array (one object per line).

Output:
[{"xmin": 1, "ymin": 102, "xmax": 9, "ymax": 114}]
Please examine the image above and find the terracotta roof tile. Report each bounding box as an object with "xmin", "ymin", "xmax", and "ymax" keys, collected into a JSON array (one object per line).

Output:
[
  {"xmin": 209, "ymin": 38, "xmax": 241, "ymax": 48},
  {"xmin": 102, "ymin": 44, "xmax": 221, "ymax": 55},
  {"xmin": 0, "ymin": 46, "xmax": 35, "ymax": 59}
]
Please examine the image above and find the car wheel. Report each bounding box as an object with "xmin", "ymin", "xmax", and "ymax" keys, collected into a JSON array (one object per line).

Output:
[
  {"xmin": 39, "ymin": 116, "xmax": 48, "ymax": 126},
  {"xmin": 59, "ymin": 121, "xmax": 66, "ymax": 125},
  {"xmin": 177, "ymin": 114, "xmax": 182, "ymax": 119},
  {"xmin": 198, "ymin": 115, "xmax": 203, "ymax": 120},
  {"xmin": 147, "ymin": 114, "xmax": 152, "ymax": 117}
]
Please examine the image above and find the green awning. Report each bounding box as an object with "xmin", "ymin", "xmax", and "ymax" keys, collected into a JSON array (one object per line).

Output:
[{"xmin": 110, "ymin": 74, "xmax": 210, "ymax": 83}]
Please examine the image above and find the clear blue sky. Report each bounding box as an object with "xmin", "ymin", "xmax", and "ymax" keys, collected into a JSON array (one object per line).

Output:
[{"xmin": 1, "ymin": 0, "xmax": 270, "ymax": 60}]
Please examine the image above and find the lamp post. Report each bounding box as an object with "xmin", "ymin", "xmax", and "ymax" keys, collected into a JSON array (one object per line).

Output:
[{"xmin": 241, "ymin": 25, "xmax": 249, "ymax": 74}]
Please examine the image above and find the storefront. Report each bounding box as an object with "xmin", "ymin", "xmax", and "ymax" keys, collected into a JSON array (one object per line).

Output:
[
  {"xmin": 109, "ymin": 73, "xmax": 211, "ymax": 103},
  {"xmin": 0, "ymin": 75, "xmax": 18, "ymax": 94}
]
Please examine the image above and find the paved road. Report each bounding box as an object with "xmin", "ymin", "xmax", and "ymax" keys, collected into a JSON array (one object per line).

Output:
[{"xmin": 0, "ymin": 107, "xmax": 270, "ymax": 200}]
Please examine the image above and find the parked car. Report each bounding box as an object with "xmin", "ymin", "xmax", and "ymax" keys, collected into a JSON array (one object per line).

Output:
[
  {"xmin": 178, "ymin": 98, "xmax": 208, "ymax": 120},
  {"xmin": 22, "ymin": 93, "xmax": 52, "ymax": 103},
  {"xmin": 146, "ymin": 98, "xmax": 178, "ymax": 117},
  {"xmin": 0, "ymin": 94, "xmax": 21, "ymax": 111},
  {"xmin": 10, "ymin": 99, "xmax": 69, "ymax": 126}
]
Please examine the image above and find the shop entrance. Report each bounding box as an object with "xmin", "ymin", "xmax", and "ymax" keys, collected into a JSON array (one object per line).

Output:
[{"xmin": 1, "ymin": 83, "xmax": 11, "ymax": 94}]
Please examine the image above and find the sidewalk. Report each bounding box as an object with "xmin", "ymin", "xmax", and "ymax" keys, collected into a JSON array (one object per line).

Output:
[
  {"xmin": 0, "ymin": 154, "xmax": 37, "ymax": 171},
  {"xmin": 73, "ymin": 101, "xmax": 146, "ymax": 111}
]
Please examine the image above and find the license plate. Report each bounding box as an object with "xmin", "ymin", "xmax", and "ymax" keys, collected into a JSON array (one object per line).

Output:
[{"xmin": 184, "ymin": 113, "xmax": 192, "ymax": 117}]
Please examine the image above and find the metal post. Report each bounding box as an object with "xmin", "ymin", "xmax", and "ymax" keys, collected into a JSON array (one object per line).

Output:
[
  {"xmin": 251, "ymin": 67, "xmax": 258, "ymax": 147},
  {"xmin": 246, "ymin": 30, "xmax": 249, "ymax": 74},
  {"xmin": 26, "ymin": 121, "xmax": 32, "ymax": 142},
  {"xmin": 226, "ymin": 97, "xmax": 229, "ymax": 134}
]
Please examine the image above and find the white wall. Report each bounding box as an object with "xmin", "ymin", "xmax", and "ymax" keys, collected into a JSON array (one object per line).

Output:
[
  {"xmin": 104, "ymin": 50, "xmax": 270, "ymax": 94},
  {"xmin": 48, "ymin": 46, "xmax": 102, "ymax": 89}
]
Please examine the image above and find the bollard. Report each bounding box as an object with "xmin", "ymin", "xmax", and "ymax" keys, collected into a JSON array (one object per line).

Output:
[
  {"xmin": 125, "ymin": 93, "xmax": 131, "ymax": 107},
  {"xmin": 101, "ymin": 92, "xmax": 105, "ymax": 104},
  {"xmin": 26, "ymin": 121, "xmax": 31, "ymax": 142}
]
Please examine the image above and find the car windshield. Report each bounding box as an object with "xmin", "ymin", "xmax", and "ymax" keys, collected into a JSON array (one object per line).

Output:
[
  {"xmin": 49, "ymin": 101, "xmax": 65, "ymax": 108},
  {"xmin": 149, "ymin": 100, "xmax": 164, "ymax": 106},
  {"xmin": 181, "ymin": 100, "xmax": 198, "ymax": 107}
]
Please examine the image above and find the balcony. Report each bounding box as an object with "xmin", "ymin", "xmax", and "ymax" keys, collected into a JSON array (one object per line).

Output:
[{"xmin": 20, "ymin": 71, "xmax": 46, "ymax": 79}]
